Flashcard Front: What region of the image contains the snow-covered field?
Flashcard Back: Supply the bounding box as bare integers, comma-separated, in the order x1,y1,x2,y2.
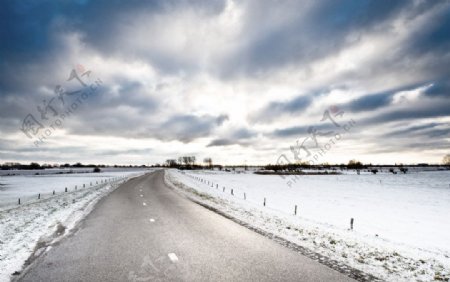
166,169,450,281
0,168,151,210
0,169,150,282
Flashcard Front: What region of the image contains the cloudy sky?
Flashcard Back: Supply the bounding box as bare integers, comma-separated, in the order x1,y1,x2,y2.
1,0,449,165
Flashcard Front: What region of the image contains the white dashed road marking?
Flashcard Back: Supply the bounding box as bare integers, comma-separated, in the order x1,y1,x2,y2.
143,202,147,206
140,194,143,197
168,253,179,263
149,218,155,222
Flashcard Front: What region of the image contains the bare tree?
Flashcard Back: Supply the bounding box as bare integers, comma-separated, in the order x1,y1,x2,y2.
203,157,212,168
165,159,177,167
181,156,190,165
179,156,196,167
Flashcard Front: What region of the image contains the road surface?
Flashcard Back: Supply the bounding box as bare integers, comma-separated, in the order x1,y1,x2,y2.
19,170,354,282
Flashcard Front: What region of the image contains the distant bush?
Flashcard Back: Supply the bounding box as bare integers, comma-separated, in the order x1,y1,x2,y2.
371,169,378,174
29,162,41,169
93,167,101,173
347,159,364,169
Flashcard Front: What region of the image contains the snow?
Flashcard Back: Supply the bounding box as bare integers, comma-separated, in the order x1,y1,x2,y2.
166,169,450,282
0,168,151,210
0,170,149,282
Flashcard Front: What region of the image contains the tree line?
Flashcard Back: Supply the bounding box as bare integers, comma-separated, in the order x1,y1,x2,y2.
165,156,216,169
1,162,149,170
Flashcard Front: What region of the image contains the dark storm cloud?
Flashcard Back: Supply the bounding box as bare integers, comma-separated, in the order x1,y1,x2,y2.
0,136,152,160
155,114,228,142
220,0,412,77
368,140,450,154
88,80,159,114
207,138,253,147
381,123,450,149
384,123,443,137
66,0,226,73
272,95,450,139
94,148,153,156
1,0,450,163
424,80,450,98
0,0,228,144
346,92,393,112
1,1,57,59
362,100,450,126
1,0,448,82
0,0,226,93
0,141,87,162
2,0,418,79
207,127,256,147
403,2,450,56
271,122,338,138
232,128,256,139
272,126,309,138
207,138,234,147
0,0,224,56
343,83,424,113
250,95,312,123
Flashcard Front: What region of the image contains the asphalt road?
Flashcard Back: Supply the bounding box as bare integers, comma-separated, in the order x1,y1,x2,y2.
19,170,354,282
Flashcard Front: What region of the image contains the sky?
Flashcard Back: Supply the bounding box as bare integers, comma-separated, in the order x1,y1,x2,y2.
0,0,449,166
